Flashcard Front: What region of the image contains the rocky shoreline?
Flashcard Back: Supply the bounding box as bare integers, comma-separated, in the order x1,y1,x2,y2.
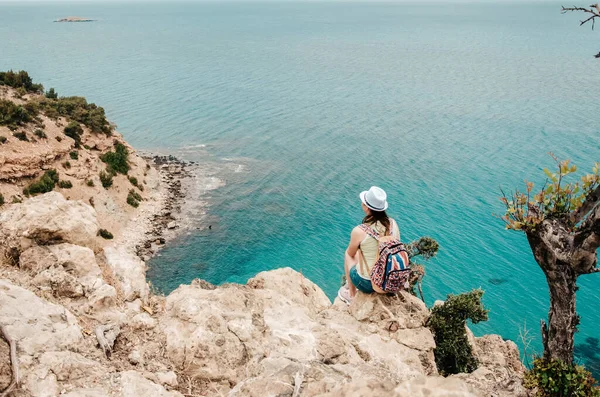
135,155,192,261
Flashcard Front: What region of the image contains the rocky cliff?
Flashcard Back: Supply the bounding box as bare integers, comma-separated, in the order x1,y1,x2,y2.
0,193,527,397
0,85,173,255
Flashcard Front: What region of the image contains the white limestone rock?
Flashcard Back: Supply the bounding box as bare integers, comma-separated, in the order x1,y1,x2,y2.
0,192,99,249
0,279,82,356
118,371,183,397
129,312,157,330
103,246,149,302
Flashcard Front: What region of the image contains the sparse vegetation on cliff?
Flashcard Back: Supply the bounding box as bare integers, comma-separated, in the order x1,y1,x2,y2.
1,71,113,136
0,70,43,93
40,96,112,135
64,121,83,147
0,99,34,128
23,169,59,196
58,180,73,189
99,170,113,189
33,129,47,139
524,358,600,396
12,131,28,142
127,189,142,208
98,228,114,239
101,142,129,174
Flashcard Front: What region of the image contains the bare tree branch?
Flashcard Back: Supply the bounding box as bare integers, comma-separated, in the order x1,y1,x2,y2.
562,4,600,28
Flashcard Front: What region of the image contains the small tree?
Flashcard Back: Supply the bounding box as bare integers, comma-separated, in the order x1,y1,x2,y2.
428,289,489,375
100,142,129,174
501,156,600,363
64,121,83,147
405,236,439,299
45,87,58,99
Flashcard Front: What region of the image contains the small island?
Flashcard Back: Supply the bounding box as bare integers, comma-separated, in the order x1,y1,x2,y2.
54,16,96,23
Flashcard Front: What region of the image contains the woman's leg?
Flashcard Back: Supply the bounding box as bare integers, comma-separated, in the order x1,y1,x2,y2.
344,251,359,297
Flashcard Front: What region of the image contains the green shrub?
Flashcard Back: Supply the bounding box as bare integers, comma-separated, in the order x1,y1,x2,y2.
99,170,113,189
427,289,489,375
126,189,142,208
69,151,78,160
0,193,4,206
45,87,58,99
524,358,600,397
34,129,47,139
64,121,83,147
0,70,43,92
0,100,34,128
126,196,139,208
11,196,21,204
12,132,28,142
24,169,59,196
98,229,114,240
86,179,94,187
58,180,72,189
0,136,7,144
44,106,59,120
63,161,71,169
83,144,91,150
100,143,129,174
128,176,138,186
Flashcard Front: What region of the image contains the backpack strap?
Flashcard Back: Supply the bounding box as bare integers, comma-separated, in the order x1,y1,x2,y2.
359,223,379,240
358,248,369,276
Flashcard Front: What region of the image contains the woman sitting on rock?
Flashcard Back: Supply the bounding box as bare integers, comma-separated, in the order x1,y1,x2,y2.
338,186,400,304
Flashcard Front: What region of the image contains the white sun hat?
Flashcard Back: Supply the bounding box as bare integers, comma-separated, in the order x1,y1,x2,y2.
359,186,389,212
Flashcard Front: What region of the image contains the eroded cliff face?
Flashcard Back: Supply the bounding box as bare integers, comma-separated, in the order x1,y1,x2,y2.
0,193,527,397
0,86,163,250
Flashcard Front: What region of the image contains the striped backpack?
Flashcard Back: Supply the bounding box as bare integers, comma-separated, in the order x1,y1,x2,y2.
358,223,411,293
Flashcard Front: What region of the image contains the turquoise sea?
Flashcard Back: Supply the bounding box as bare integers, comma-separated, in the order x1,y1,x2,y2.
1,0,599,372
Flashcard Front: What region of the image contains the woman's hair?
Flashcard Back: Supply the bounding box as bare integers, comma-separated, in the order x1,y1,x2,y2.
363,210,390,235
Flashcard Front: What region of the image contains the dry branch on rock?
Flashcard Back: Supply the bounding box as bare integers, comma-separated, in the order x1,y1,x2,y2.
0,325,18,397
95,323,121,359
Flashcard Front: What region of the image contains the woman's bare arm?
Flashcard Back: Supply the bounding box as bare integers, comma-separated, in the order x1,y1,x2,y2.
346,227,365,258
